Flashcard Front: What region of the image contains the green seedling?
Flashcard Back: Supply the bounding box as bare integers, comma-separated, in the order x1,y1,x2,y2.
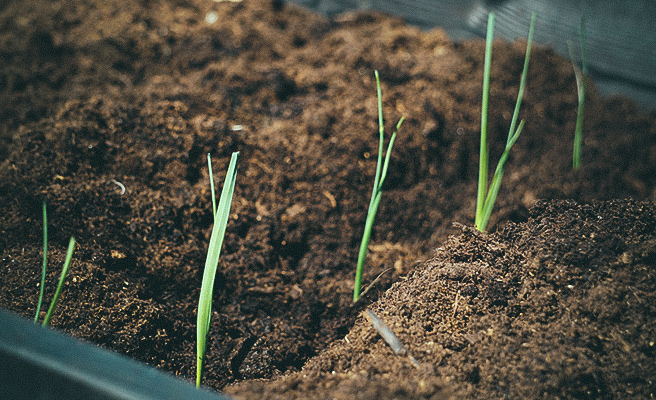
35,202,77,326
197,151,239,388
475,12,535,232
353,71,404,303
568,16,587,170
34,202,48,323
42,238,76,326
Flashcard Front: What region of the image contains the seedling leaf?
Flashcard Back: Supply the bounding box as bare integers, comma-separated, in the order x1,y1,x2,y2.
42,237,76,327
475,12,495,230
35,202,76,326
475,12,535,232
197,151,239,387
353,71,404,302
568,16,587,170
35,202,48,322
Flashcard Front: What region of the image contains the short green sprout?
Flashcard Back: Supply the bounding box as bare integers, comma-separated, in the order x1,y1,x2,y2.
35,202,77,326
197,152,239,388
353,71,404,303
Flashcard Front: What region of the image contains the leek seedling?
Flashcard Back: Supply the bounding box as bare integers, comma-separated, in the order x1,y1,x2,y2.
568,16,587,170
197,151,239,388
34,202,48,323
35,202,77,326
353,71,404,303
475,12,535,232
42,237,76,326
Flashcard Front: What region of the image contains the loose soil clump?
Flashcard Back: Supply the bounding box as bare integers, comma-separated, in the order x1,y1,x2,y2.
1,0,654,398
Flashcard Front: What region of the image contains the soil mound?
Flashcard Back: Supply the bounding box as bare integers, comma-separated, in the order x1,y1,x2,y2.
228,199,656,398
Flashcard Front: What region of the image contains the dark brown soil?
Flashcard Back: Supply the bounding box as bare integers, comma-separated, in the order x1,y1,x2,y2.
228,199,656,399
0,0,654,398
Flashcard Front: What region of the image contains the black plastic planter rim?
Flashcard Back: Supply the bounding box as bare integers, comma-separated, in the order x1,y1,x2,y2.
0,309,228,400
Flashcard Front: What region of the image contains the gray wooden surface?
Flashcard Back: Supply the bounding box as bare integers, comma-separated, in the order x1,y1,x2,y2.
289,0,656,108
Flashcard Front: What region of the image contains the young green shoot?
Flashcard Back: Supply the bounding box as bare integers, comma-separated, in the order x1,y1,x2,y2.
42,237,76,327
35,202,48,322
568,16,587,170
353,71,404,303
475,12,535,232
207,153,217,217
35,202,77,326
197,151,239,388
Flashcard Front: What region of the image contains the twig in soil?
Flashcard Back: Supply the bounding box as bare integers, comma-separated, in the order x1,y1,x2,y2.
364,310,420,368
475,12,535,232
111,179,126,195
35,202,77,326
452,290,461,318
567,16,587,170
352,267,392,306
197,152,239,388
322,190,337,208
353,70,405,302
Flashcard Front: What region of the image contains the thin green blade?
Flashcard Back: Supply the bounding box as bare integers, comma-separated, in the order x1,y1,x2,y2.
35,202,48,323
42,237,76,327
475,12,495,230
353,73,404,303
197,151,239,387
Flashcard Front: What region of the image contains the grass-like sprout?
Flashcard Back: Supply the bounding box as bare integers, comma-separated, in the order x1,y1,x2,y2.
475,12,535,232
353,71,404,303
34,202,49,323
568,16,587,170
35,201,77,326
197,151,239,388
42,238,76,326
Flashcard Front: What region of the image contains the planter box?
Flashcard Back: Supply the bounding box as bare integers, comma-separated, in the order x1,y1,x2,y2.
289,0,656,108
0,309,228,400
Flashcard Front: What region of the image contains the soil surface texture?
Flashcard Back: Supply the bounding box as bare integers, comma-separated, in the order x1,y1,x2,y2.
1,0,655,398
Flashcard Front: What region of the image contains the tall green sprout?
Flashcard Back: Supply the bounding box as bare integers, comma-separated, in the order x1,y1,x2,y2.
353,71,404,303
568,16,587,170
35,201,77,326
197,152,239,388
475,12,536,232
